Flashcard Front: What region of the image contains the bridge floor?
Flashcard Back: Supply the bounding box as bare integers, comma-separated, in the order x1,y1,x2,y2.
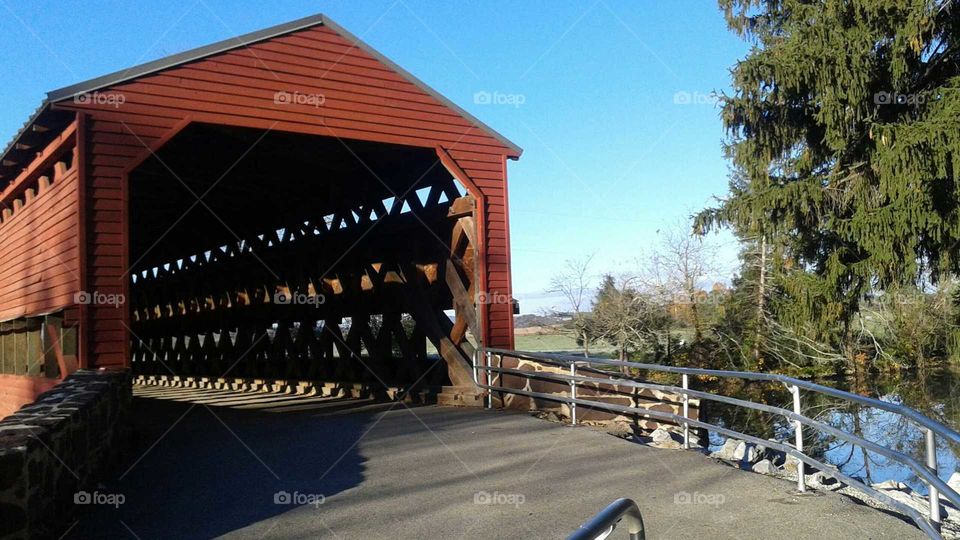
68,385,923,539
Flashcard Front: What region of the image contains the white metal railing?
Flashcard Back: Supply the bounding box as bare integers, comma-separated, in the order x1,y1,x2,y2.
476,348,960,539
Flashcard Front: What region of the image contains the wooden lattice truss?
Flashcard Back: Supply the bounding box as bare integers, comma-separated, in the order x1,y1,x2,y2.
129,174,481,393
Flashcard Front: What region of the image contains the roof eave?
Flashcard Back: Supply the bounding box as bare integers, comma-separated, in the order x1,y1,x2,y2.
319,17,523,158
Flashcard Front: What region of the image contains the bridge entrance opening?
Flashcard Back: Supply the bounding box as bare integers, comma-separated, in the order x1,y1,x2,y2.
126,123,483,397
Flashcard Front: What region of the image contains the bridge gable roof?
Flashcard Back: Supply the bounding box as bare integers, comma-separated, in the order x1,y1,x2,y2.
0,13,521,183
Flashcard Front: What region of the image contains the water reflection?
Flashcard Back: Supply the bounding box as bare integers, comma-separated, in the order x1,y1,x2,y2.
697,370,960,495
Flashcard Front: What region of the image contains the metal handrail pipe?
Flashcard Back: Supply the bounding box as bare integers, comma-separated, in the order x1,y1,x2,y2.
567,498,646,540
484,348,960,447
478,380,942,538
481,364,960,508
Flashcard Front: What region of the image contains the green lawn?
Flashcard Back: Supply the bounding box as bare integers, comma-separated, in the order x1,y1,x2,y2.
514,332,583,353
425,330,615,356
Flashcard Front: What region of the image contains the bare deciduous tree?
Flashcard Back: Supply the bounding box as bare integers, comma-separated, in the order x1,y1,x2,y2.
548,255,595,357
592,273,668,370
645,219,718,342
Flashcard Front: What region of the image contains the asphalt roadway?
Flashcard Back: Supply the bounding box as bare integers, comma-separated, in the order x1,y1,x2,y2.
67,385,925,539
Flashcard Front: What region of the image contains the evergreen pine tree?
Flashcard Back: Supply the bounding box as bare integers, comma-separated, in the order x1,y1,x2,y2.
698,0,960,355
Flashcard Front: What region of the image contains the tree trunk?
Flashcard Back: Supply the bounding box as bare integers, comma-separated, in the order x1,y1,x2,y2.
842,320,859,373
753,235,767,366
690,289,702,342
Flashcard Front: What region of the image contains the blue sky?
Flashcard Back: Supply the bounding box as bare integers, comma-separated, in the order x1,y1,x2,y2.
0,0,748,314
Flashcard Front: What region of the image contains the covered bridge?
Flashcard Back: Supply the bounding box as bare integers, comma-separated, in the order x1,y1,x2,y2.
0,13,520,412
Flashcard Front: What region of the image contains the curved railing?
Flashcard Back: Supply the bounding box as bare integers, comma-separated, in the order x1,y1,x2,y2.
567,498,645,540
478,348,960,539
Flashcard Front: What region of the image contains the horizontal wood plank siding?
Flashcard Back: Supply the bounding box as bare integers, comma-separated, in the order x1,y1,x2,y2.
57,22,515,365
0,167,80,321
82,119,143,367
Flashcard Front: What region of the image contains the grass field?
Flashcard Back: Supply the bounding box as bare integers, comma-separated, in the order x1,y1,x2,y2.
426,330,595,356
514,332,583,353
425,325,623,356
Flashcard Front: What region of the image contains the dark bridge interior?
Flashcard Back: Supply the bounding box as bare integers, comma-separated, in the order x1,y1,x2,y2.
128,123,481,393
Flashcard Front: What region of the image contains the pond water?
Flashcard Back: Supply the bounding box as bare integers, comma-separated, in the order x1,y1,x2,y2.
696,369,960,495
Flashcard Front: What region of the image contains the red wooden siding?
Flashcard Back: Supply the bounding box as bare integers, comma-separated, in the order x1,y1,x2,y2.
53,22,516,367
0,374,60,419
0,143,81,322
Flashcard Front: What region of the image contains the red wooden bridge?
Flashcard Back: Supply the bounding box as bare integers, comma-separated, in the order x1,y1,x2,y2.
0,13,519,412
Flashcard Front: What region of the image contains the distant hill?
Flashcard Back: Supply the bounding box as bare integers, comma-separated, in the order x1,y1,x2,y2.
514,313,569,329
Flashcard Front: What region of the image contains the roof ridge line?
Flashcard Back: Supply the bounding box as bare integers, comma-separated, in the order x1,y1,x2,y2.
45,13,328,102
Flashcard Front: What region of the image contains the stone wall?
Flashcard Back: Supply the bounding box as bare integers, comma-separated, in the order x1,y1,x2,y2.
0,369,131,540
492,354,699,430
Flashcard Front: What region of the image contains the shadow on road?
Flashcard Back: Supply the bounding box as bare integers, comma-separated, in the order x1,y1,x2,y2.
67,389,391,539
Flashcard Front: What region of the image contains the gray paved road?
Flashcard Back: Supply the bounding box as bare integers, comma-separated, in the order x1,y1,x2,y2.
68,385,925,539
